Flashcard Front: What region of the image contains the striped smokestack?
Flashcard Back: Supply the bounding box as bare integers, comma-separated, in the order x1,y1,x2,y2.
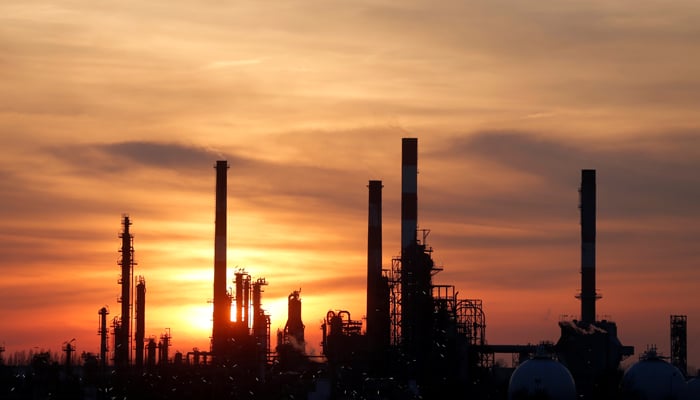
399,137,433,376
366,180,383,343
212,160,229,356
579,169,598,324
401,138,418,253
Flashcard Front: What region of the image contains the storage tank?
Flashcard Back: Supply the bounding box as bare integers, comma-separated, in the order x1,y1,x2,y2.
620,347,687,400
508,347,576,400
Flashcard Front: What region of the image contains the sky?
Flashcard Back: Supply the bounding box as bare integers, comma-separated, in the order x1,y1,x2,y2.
1,0,699,370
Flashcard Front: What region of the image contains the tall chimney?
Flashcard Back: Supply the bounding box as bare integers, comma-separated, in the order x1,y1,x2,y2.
135,276,146,368
212,160,230,356
366,180,383,344
399,137,432,377
401,138,418,253
579,169,598,324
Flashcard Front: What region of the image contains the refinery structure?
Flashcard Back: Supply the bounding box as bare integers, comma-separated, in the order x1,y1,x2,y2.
1,138,698,399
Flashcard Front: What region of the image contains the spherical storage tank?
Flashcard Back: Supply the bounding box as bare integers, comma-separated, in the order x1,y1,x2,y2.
620,347,688,400
508,352,576,400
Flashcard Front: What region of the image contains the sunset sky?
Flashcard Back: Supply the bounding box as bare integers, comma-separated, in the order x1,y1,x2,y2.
1,0,699,369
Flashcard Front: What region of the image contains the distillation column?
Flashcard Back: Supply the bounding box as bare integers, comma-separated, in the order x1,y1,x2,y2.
98,307,109,368
252,278,270,359
115,215,134,367
285,290,305,351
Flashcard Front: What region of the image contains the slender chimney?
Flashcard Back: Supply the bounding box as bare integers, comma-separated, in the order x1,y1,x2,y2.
135,276,146,368
366,180,383,343
401,138,418,253
579,169,598,324
212,160,229,356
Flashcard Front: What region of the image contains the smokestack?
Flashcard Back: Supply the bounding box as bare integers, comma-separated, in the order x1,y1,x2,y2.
366,180,383,343
135,276,146,368
400,137,435,364
579,169,598,324
401,138,418,253
212,160,230,356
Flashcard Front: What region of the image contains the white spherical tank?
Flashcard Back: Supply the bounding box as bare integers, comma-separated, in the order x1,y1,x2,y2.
621,347,687,400
508,352,576,400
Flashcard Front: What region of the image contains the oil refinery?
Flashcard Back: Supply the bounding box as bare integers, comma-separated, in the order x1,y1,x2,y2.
0,138,697,399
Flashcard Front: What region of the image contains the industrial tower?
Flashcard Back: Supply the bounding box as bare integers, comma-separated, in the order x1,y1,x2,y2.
555,170,634,398
135,276,146,368
114,215,135,368
98,306,109,368
211,160,231,358
366,180,390,352
670,314,688,376
209,160,271,372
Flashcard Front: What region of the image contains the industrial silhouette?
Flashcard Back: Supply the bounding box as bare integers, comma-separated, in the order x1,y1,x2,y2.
0,138,696,399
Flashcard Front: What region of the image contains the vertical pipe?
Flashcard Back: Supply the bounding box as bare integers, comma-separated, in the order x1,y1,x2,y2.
580,169,597,324
366,180,383,344
212,160,229,356
135,277,146,368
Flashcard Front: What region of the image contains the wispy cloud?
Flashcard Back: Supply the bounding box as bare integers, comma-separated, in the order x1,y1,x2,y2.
202,59,263,69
